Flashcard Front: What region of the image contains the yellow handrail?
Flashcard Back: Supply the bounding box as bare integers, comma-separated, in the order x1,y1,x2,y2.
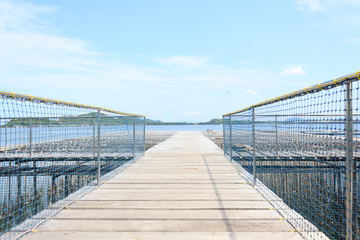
0,90,145,117
223,71,360,116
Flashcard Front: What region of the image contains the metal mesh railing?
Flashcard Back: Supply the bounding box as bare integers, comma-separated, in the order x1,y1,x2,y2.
0,91,145,239
223,72,360,240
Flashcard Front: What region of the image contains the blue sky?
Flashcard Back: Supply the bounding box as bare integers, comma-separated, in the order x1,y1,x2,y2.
1,0,360,121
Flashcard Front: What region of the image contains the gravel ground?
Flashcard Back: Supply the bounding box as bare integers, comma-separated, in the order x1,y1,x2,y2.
202,130,223,150
145,131,224,151
145,131,175,151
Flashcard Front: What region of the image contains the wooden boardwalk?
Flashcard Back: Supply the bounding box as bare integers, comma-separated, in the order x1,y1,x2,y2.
21,132,303,240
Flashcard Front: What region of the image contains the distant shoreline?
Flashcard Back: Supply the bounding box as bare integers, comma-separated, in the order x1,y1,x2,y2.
145,123,222,126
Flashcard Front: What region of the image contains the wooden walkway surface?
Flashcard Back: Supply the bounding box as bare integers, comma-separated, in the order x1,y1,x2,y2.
21,132,303,240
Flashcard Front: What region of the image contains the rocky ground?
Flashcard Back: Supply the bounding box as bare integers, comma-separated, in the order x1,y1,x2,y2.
145,131,224,151
145,131,176,151
202,130,223,150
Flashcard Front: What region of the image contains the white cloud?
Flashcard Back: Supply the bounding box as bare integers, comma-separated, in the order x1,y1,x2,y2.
281,66,306,76
0,0,97,77
0,0,56,30
296,0,324,12
296,0,360,12
184,112,203,115
244,89,259,95
0,0,298,122
153,56,209,68
0,0,289,91
0,30,94,55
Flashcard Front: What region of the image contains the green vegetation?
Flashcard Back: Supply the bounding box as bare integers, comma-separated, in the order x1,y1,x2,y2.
2,112,137,127
5,118,60,127
146,118,223,125
198,118,223,125
60,112,132,126
145,119,192,125
3,114,224,127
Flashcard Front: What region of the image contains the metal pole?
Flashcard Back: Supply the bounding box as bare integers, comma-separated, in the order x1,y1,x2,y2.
29,118,32,157
229,115,232,162
65,175,69,196
133,116,136,162
252,107,256,186
345,82,354,240
50,124,52,141
275,115,278,156
17,160,21,209
92,118,96,156
29,118,37,199
6,125,11,203
223,116,225,155
65,118,67,139
51,175,56,203
97,109,101,185
143,116,146,156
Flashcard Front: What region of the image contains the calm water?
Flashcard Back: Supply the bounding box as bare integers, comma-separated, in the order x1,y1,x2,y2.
146,124,222,132
4,122,360,148
0,125,222,148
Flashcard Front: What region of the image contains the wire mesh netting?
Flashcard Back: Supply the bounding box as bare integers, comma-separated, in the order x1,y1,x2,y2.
223,72,360,240
0,92,145,239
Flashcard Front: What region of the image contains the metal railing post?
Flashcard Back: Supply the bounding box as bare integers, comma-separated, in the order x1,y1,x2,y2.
97,109,101,185
223,116,225,155
133,116,136,162
65,117,67,139
252,107,256,186
16,160,21,207
275,114,278,156
29,118,37,198
143,116,146,156
93,118,96,156
5,125,11,203
229,115,232,162
29,118,32,157
345,82,354,240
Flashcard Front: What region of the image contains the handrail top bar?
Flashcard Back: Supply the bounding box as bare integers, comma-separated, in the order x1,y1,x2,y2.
223,71,360,116
0,116,140,120
229,113,360,117
0,90,145,118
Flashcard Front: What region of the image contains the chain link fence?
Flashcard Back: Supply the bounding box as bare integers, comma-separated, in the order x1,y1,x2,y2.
223,72,360,240
0,91,145,239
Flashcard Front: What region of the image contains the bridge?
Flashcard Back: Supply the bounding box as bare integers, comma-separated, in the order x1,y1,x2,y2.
1,71,360,240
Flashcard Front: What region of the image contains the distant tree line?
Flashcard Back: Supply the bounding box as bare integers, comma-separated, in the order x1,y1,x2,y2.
3,112,138,127
146,118,223,125
198,118,223,125
3,114,225,127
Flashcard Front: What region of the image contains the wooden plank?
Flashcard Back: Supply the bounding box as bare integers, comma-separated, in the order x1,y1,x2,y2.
21,132,305,240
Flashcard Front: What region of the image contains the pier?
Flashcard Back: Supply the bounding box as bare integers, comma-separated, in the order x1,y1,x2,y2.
3,72,360,240
19,132,304,239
